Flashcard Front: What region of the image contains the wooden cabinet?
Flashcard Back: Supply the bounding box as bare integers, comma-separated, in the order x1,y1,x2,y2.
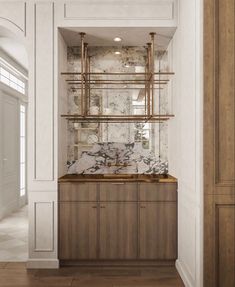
99,182,138,201
139,202,177,259
59,182,97,201
99,203,138,259
138,183,177,260
138,182,177,260
59,202,98,259
59,180,177,263
139,183,177,201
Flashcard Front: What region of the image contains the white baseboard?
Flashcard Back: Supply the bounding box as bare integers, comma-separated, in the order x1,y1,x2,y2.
27,259,59,269
176,259,194,287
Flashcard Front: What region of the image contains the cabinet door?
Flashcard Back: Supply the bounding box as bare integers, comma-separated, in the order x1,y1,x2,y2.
99,203,138,259
59,202,98,259
139,202,177,260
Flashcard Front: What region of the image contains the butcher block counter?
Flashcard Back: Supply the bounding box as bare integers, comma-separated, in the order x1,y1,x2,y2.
58,174,177,266
58,173,177,183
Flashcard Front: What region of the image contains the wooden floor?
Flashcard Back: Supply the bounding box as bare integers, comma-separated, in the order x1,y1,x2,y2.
0,262,184,286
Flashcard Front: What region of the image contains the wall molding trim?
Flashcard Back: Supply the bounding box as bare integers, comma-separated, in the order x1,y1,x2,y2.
33,2,55,181
34,201,54,252
176,259,194,287
63,0,176,21
27,259,59,269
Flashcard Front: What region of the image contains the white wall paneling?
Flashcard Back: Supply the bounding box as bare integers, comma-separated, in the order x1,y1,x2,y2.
55,0,178,27
34,201,54,252
0,0,58,268
27,191,58,268
34,2,54,181
168,0,203,286
64,0,175,21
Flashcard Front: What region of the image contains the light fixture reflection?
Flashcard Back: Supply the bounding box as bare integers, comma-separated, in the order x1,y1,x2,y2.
113,37,122,42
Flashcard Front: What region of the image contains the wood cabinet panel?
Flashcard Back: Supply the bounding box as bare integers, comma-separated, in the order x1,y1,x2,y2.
139,183,177,201
99,203,138,259
216,0,235,184
204,0,235,285
99,183,137,201
59,183,97,201
217,204,235,287
59,202,98,259
139,202,177,259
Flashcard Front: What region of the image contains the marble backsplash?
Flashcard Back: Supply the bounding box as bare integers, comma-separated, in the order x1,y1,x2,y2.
67,142,168,174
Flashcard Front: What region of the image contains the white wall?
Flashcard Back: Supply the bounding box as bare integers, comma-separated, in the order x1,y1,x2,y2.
58,31,68,177
0,1,205,279
168,0,203,286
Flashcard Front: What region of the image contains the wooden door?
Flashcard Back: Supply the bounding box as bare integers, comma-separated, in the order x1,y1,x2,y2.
139,202,177,260
99,203,138,259
204,0,235,286
59,202,98,259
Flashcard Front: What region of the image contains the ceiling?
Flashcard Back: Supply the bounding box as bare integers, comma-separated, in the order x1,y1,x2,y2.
60,27,176,50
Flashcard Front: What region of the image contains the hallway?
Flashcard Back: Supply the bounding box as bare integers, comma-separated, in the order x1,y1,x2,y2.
0,206,28,262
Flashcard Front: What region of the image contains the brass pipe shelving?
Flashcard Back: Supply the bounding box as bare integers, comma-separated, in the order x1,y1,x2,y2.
61,72,175,75
61,32,175,123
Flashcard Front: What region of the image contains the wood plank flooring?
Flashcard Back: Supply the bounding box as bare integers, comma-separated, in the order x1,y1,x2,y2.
0,262,184,286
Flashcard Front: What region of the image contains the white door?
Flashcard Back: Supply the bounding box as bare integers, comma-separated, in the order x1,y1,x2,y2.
0,91,20,219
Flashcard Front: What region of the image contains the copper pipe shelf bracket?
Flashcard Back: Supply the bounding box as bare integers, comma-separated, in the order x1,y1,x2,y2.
80,32,85,116
150,32,156,115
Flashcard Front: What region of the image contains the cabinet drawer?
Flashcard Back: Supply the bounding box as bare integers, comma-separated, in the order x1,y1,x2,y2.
100,183,138,201
139,183,177,201
59,183,97,201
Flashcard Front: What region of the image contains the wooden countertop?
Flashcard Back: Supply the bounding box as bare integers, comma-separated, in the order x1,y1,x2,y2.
58,174,177,183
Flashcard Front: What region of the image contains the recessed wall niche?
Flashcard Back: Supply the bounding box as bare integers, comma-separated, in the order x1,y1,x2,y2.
66,46,171,162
